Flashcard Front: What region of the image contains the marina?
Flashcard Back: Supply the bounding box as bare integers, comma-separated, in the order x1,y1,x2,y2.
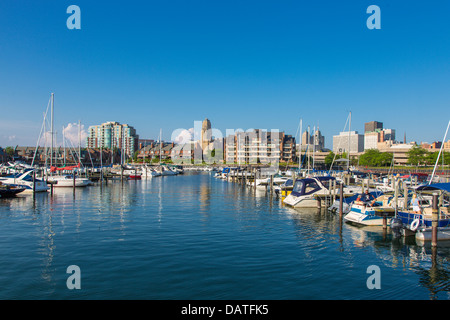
0,168,450,300
2,2,450,303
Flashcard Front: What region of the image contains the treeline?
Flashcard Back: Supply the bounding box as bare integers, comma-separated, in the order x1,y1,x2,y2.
406,146,450,166
324,146,450,168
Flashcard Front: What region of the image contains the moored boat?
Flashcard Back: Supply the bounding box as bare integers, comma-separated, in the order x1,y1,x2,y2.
0,184,26,197
47,175,91,187
343,199,394,226
0,169,49,192
283,176,355,208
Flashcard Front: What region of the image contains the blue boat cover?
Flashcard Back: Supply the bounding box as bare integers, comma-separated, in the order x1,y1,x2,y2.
416,183,450,192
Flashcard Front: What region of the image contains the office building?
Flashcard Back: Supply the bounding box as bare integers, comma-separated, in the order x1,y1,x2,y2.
364,121,383,133
333,131,364,154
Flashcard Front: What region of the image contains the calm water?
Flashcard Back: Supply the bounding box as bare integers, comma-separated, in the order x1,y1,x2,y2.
0,172,449,300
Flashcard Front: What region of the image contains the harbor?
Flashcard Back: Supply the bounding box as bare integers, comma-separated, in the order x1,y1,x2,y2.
0,164,450,300
2,1,450,303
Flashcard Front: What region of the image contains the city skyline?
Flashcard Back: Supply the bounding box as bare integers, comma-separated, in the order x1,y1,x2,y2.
1,1,449,147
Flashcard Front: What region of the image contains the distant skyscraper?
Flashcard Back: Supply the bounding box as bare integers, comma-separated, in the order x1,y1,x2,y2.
364,121,383,133
301,128,325,151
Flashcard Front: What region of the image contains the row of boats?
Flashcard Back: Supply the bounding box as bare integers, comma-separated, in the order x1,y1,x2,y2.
213,166,450,244
0,161,185,197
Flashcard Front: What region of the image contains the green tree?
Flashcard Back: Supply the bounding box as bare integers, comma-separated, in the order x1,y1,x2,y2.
324,151,336,167
5,146,15,157
359,149,393,167
407,146,429,166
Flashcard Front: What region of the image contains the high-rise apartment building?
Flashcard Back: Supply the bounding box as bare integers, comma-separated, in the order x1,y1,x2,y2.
225,129,295,164
86,121,139,157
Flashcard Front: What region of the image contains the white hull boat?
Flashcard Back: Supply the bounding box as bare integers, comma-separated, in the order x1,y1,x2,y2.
283,176,355,208
0,169,49,192
47,175,91,187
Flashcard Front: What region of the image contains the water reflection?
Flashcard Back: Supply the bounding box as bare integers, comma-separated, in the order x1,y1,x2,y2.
0,172,449,299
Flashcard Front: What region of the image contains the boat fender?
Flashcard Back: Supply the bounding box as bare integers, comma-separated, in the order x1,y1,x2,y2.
410,219,420,232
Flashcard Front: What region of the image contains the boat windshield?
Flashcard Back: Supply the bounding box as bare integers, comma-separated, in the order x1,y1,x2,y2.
292,179,321,195
292,180,304,193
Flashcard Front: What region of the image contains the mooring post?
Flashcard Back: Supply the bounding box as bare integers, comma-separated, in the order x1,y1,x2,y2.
73,171,76,195
270,174,274,194
401,180,406,210
339,182,344,217
432,193,439,247
33,170,36,198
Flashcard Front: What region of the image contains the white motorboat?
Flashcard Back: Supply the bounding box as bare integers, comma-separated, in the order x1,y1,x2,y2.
141,166,161,178
0,169,49,192
283,176,356,208
159,165,178,176
47,175,91,187
343,200,394,226
251,174,289,188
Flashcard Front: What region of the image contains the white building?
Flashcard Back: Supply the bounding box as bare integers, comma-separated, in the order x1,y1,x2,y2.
333,131,364,154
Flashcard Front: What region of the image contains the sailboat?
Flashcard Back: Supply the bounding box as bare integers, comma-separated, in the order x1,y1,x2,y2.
39,94,92,187
393,120,450,242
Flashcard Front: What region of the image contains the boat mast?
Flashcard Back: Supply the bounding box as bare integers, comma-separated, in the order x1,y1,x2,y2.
307,125,310,174
429,120,450,184
159,128,162,165
63,125,66,167
347,111,351,171
312,125,316,171
298,119,302,172
50,93,54,172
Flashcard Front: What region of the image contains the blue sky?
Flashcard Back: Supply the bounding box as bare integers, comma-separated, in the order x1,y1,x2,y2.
1,0,449,149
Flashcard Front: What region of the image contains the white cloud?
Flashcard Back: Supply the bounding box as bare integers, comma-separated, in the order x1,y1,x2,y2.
172,128,194,144
62,123,88,147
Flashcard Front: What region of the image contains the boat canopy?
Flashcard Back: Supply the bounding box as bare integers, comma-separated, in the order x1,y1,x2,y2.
291,178,322,197
416,183,450,193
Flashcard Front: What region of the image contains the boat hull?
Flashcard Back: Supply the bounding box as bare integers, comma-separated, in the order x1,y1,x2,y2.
415,227,450,242
48,178,91,187
344,204,393,226
283,195,319,208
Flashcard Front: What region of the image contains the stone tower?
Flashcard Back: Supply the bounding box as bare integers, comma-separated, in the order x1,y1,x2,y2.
201,118,212,151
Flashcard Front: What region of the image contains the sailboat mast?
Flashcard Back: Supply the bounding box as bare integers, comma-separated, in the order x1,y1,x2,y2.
78,120,81,166
63,125,66,167
160,128,162,165
430,120,450,184
50,93,54,170
298,119,302,172
348,111,351,170
307,125,310,173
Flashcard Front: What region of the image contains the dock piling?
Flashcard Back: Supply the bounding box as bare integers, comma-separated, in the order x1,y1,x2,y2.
339,182,344,217
432,194,439,247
